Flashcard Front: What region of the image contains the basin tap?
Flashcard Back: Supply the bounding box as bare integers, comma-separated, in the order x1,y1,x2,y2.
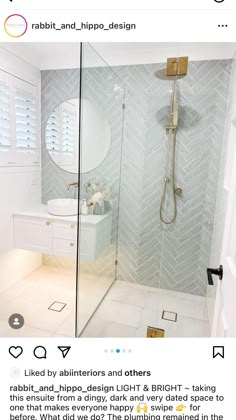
67,182,79,191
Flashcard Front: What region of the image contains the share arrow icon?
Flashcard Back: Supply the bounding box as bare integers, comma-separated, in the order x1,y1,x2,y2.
58,346,71,358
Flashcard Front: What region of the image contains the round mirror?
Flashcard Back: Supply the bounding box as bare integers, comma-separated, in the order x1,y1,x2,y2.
45,98,111,174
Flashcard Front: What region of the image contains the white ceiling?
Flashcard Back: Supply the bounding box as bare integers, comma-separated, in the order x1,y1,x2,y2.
2,42,236,70
2,43,81,71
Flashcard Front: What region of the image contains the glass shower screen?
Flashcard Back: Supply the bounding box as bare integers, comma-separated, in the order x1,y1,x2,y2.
76,43,125,336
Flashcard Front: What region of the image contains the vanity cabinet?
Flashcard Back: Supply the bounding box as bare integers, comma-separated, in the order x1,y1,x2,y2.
52,221,77,257
14,216,52,254
13,209,112,261
80,215,112,260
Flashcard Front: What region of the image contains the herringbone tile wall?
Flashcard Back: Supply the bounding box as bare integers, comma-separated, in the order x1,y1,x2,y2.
41,66,124,285
115,60,232,296
41,58,232,297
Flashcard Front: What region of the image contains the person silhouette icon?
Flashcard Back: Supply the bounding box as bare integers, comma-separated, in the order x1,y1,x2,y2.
8,313,24,329
13,318,20,326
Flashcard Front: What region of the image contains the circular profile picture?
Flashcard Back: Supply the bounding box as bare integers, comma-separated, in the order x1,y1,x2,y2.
4,14,28,38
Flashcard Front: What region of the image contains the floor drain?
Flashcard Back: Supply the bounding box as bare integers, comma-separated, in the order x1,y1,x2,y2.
162,310,177,322
146,326,165,337
48,301,67,312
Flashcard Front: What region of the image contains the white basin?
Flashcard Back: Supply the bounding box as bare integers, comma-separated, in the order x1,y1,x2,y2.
47,199,78,216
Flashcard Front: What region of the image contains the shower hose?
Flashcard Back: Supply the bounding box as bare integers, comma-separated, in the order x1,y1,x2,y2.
160,128,177,224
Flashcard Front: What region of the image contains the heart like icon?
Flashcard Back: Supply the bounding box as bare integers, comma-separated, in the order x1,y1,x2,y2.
9,346,23,359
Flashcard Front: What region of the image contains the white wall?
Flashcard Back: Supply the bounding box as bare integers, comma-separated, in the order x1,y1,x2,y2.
0,47,40,85
207,54,236,330
2,42,236,70
92,42,236,67
0,249,42,295
0,48,42,292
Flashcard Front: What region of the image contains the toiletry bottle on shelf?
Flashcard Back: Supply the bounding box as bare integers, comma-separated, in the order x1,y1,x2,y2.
94,200,105,215
81,199,88,215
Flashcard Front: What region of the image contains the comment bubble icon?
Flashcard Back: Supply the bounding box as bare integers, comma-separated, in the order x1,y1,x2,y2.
33,346,47,359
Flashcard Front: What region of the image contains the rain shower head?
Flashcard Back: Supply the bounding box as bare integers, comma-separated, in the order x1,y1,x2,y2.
154,68,187,81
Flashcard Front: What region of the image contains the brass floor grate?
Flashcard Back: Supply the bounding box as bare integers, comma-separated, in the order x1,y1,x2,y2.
146,326,165,337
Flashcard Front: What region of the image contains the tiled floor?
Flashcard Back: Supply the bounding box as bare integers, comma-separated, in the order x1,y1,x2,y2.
81,280,210,337
0,266,210,338
0,265,113,337
0,265,75,337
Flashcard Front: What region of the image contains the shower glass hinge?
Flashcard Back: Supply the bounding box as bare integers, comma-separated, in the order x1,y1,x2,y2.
122,104,125,109
115,260,118,266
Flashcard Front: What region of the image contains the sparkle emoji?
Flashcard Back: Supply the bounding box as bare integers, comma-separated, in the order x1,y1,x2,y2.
176,405,187,412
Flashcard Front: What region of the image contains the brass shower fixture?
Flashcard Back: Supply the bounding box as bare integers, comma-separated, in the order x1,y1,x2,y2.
166,56,188,77
67,181,79,190
155,56,189,224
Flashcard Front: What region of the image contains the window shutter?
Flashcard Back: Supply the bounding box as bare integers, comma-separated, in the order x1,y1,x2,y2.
46,102,76,167
0,71,39,167
45,108,60,158
15,88,36,153
0,80,10,153
62,107,75,156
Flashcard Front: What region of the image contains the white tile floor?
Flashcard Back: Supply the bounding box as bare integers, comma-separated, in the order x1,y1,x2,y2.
0,265,113,337
0,266,210,338
0,265,76,337
81,280,210,337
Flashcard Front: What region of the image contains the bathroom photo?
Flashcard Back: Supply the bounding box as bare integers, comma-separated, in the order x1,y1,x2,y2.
0,42,236,338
